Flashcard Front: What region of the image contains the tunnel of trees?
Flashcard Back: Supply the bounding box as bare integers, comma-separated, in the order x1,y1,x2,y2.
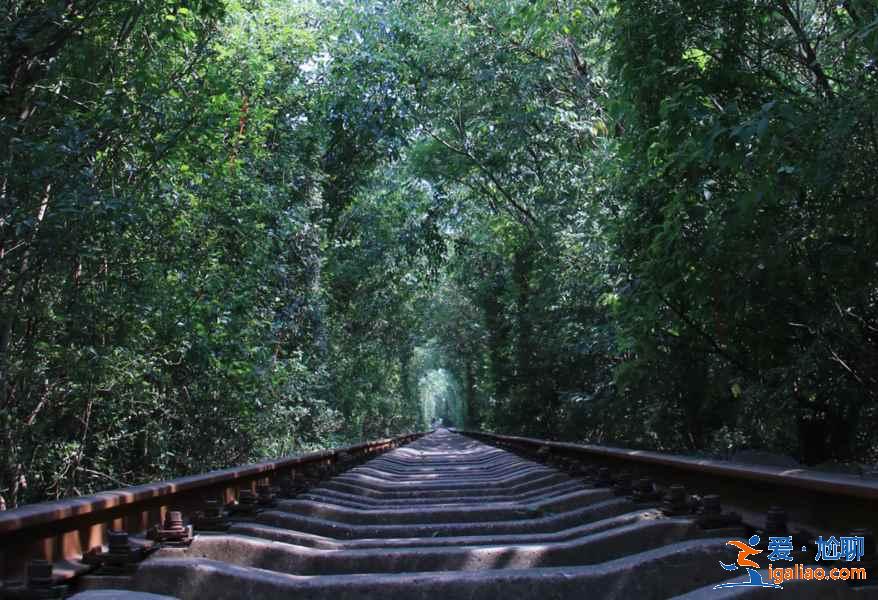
1,0,876,507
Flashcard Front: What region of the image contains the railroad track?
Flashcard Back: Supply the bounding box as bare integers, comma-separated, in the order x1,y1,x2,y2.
1,429,876,599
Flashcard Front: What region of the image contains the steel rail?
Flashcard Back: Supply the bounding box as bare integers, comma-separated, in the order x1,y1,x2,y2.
0,432,424,580
457,430,878,536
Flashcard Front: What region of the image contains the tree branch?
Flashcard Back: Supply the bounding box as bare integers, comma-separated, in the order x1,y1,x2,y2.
774,0,835,99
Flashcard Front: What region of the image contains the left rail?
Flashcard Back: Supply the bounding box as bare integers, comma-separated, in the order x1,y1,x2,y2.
0,432,424,581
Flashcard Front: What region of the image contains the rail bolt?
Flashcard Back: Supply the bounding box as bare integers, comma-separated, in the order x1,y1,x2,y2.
701,494,721,514
853,529,876,558
632,478,660,502
661,484,689,515
850,529,876,587
80,530,147,574
612,472,633,497
303,463,325,484
696,494,741,529
193,498,230,532
27,559,54,588
536,446,551,463
108,529,145,565
765,506,788,534
594,467,613,488
206,498,224,518
257,484,277,507
149,510,193,546
228,489,260,516
108,530,132,558
565,459,586,477
578,464,598,482
2,559,66,598
277,474,306,498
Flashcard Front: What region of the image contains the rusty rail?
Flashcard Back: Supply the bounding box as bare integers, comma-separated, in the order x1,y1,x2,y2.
458,430,878,536
0,432,424,580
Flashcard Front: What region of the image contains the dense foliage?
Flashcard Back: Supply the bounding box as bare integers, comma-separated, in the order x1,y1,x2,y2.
2,0,875,506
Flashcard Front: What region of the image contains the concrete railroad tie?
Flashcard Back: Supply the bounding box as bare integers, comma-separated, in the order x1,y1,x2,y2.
79,429,869,600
